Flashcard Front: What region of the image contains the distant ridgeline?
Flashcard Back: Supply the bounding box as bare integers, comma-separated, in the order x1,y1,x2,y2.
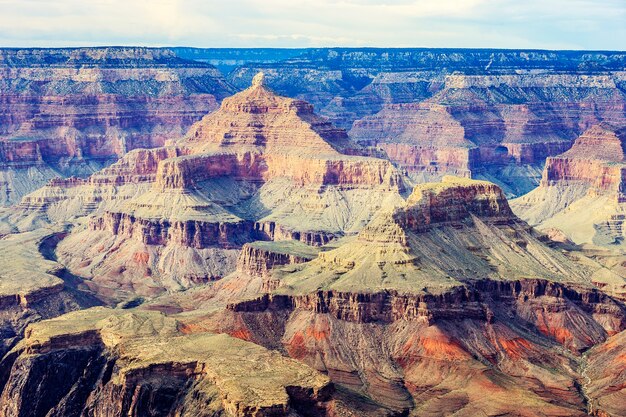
177,47,626,198
0,46,625,208
173,47,626,74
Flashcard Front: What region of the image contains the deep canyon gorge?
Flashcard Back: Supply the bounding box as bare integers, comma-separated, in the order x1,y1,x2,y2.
0,47,625,416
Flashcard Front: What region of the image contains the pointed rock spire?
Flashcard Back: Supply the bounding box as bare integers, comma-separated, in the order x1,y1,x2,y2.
251,71,266,88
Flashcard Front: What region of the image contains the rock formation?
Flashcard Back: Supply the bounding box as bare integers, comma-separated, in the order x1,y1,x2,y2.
201,178,626,415
1,48,626,416
582,329,626,416
512,124,626,249
224,49,626,197
0,229,99,358
0,308,333,417
0,47,233,205
12,74,405,301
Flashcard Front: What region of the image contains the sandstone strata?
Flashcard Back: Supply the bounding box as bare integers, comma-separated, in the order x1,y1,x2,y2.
26,73,406,300
512,124,626,250
199,178,626,415
0,47,233,205
225,49,626,197
0,308,332,417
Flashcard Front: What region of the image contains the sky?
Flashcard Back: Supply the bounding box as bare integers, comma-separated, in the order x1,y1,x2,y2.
0,0,624,50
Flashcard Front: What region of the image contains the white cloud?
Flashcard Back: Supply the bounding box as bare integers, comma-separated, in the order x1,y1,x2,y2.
0,0,623,49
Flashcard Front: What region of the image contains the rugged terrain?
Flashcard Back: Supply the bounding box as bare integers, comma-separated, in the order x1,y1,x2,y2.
0,47,233,205
222,48,626,196
182,177,625,416
7,73,404,303
512,123,626,248
1,47,626,416
0,308,335,417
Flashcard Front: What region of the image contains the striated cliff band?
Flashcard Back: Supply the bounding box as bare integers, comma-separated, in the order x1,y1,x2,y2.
2,47,626,207
7,73,405,302
512,123,626,248
140,177,626,416
0,47,233,206
222,48,626,197
1,48,626,416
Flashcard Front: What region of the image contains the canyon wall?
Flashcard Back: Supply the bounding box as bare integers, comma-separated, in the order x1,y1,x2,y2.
0,47,233,205
214,48,626,196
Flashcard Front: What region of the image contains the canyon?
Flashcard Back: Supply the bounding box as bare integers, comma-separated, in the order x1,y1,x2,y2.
0,47,625,416
0,47,233,206
3,47,626,206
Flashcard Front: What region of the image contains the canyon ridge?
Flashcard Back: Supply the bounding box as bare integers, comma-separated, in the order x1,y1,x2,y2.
0,47,625,417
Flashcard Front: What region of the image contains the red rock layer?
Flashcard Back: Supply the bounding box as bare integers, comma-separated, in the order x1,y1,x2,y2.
541,124,626,196
348,73,626,188
0,47,233,204
218,278,626,414
84,74,404,252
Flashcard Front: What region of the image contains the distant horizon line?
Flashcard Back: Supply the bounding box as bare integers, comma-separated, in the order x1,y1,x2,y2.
1,45,625,53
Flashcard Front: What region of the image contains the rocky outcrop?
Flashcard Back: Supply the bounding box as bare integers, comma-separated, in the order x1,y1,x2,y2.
24,75,405,299
0,308,333,417
90,211,254,248
236,241,318,278
398,176,513,228
0,47,233,205
192,179,626,415
219,49,626,197
512,124,626,248
0,230,100,359
542,124,626,193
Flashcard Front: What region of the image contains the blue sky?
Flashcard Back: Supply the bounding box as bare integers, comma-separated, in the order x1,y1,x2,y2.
0,0,624,50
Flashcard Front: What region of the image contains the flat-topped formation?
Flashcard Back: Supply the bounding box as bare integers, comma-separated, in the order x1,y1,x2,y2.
207,177,626,416
542,124,626,190
2,307,332,416
0,230,63,303
558,124,626,162
512,124,626,248
268,177,589,296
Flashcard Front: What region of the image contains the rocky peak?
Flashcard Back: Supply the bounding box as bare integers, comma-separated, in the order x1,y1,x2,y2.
181,72,353,154
362,177,513,244
561,123,626,162
251,71,266,87
399,176,513,229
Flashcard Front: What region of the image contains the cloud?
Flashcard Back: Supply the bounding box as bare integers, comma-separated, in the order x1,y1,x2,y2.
0,0,623,49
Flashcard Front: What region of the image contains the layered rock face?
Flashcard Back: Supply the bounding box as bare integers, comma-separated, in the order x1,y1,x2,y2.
23,73,406,300
0,308,333,417
204,178,626,416
3,175,626,415
2,48,626,417
350,74,626,196
226,48,626,128
512,124,626,249
0,47,233,205
542,124,626,191
222,48,626,197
